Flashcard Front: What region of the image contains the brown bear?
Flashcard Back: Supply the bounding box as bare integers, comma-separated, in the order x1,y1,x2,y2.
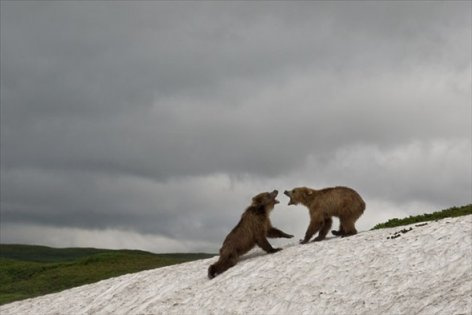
208,190,293,279
284,186,365,244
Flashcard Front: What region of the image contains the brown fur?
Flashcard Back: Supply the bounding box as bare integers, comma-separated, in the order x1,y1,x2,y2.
284,186,365,243
208,190,293,279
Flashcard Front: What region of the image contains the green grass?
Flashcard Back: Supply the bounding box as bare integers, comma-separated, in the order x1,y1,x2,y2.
371,204,472,230
0,244,215,305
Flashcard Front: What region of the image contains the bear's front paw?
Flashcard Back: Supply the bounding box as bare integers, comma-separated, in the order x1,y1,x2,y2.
299,239,308,244
273,247,282,253
286,234,294,239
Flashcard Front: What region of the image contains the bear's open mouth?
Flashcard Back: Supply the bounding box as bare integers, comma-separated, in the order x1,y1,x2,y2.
284,190,295,205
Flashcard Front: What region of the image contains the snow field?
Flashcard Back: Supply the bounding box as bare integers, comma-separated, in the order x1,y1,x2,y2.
1,215,471,315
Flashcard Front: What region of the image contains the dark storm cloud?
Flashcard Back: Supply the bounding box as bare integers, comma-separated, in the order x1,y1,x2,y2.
1,1,470,251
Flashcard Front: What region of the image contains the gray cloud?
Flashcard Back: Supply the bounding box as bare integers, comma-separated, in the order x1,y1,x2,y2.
1,2,470,252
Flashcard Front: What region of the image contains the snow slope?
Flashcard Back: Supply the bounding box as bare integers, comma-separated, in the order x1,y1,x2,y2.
2,215,472,315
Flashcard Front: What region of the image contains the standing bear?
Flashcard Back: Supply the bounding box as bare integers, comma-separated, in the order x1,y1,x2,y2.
208,190,293,279
284,186,365,244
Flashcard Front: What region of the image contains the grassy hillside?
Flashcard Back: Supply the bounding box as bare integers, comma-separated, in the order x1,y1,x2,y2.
0,244,214,305
371,204,472,230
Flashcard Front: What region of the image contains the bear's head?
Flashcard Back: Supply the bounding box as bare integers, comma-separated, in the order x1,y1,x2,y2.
251,190,279,210
284,187,313,205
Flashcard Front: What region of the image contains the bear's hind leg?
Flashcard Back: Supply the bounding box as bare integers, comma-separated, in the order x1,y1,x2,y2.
339,203,364,237
341,218,357,237
331,221,345,236
208,252,238,279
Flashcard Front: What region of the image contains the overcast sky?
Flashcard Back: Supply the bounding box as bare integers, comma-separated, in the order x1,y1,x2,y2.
1,1,471,253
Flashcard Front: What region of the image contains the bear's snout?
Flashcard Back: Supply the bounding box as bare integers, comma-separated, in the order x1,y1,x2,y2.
271,190,279,204
284,190,291,197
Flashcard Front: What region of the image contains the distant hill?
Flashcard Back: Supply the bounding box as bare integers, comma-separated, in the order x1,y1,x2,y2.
0,244,215,305
0,244,214,262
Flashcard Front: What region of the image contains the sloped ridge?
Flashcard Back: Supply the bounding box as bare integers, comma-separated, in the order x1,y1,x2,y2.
2,215,471,315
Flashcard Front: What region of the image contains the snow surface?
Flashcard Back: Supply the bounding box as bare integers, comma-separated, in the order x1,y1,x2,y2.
2,215,472,315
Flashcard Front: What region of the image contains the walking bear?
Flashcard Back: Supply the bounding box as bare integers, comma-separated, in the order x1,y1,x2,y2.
284,186,365,243
208,190,293,279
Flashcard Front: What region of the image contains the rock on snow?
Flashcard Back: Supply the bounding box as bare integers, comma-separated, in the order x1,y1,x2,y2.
2,215,471,315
